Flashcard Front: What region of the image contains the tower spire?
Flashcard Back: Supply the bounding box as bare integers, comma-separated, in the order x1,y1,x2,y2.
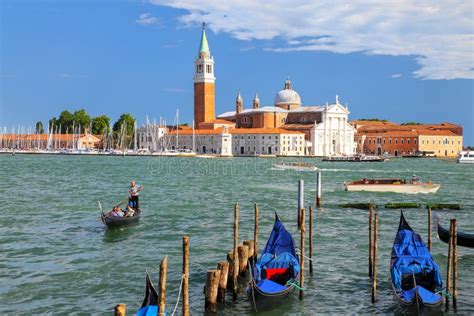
199,22,210,55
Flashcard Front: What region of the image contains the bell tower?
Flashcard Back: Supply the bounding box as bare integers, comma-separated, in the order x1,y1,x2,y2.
194,23,215,128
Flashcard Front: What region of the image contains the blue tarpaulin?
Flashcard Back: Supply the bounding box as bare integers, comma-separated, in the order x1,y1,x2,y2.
262,215,297,258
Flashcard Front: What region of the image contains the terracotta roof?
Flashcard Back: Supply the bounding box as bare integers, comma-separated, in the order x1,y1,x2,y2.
281,124,315,130
169,128,224,135
357,129,460,137
230,128,303,135
0,134,102,141
417,130,459,136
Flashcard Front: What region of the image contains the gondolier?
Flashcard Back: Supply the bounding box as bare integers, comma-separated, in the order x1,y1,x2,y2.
129,180,143,210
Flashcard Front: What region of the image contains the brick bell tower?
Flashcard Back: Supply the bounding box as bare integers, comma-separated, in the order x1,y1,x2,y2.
194,22,215,128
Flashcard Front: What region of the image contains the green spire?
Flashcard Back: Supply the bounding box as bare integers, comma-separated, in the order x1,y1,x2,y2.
199,22,210,54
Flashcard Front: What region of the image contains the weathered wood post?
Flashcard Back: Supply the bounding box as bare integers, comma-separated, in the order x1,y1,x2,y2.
233,203,239,301
371,212,378,304
158,256,168,315
183,236,189,316
298,180,304,229
446,219,453,308
428,206,432,251
238,245,249,275
309,205,314,276
243,240,255,261
316,171,322,207
114,304,126,316
205,269,221,312
452,219,458,309
300,208,305,299
216,261,229,302
254,203,259,261
369,204,373,278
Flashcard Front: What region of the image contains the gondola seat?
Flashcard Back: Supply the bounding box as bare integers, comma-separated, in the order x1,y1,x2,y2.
256,279,288,294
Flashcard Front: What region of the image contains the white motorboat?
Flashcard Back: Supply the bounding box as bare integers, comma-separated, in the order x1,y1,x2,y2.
344,178,440,194
457,150,474,164
273,162,318,172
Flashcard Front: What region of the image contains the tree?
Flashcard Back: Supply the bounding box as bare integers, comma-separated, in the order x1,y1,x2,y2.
113,113,135,136
401,122,421,125
35,121,44,134
73,109,91,133
91,115,110,134
113,114,136,149
58,110,74,133
48,117,58,132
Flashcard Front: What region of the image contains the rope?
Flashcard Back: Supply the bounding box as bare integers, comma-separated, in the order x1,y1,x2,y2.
295,249,314,261
436,289,452,299
171,274,185,316
286,280,305,291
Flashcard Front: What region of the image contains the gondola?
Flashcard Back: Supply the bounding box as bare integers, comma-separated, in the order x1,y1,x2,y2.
99,202,140,228
390,212,444,312
247,213,300,312
437,222,474,248
136,273,160,316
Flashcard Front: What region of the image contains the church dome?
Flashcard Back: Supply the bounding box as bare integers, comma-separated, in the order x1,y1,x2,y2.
274,79,301,108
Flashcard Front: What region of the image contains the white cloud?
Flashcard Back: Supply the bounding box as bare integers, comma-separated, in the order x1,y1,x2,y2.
391,74,402,78
136,13,159,25
149,0,474,80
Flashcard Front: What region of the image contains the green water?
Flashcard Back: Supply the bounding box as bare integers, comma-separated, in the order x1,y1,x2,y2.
0,155,473,314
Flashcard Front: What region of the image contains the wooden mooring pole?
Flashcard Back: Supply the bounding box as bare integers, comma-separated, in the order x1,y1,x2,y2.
114,304,126,316
183,236,189,316
205,269,221,312
452,219,458,309
233,203,239,301
216,261,229,302
298,180,304,229
368,204,373,278
446,219,453,308
300,208,305,299
309,205,314,276
254,203,259,261
238,245,249,275
428,207,432,252
158,256,168,315
243,240,254,262
371,212,378,304
316,171,322,207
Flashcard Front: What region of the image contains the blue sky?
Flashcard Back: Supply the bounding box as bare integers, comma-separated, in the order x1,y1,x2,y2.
1,1,473,144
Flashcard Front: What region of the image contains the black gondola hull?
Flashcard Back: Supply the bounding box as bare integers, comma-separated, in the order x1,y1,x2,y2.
437,223,474,248
247,279,296,312
101,211,140,228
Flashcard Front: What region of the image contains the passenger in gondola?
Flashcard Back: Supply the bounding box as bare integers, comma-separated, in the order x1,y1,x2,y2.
411,174,420,184
129,180,143,210
125,205,135,217
108,206,124,217
363,177,369,184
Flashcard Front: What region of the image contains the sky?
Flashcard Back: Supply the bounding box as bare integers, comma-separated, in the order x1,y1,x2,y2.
1,0,473,144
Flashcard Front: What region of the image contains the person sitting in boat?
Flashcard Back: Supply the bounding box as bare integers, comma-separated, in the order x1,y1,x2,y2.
125,205,135,217
411,174,420,184
363,177,369,184
108,206,124,217
129,180,143,210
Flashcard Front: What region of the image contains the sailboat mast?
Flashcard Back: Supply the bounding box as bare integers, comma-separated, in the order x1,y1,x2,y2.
176,109,179,150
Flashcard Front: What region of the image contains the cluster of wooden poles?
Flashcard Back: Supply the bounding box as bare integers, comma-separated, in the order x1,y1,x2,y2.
368,205,460,307
114,236,191,316
204,173,321,312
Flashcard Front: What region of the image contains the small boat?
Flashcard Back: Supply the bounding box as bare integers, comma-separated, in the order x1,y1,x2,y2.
390,212,444,312
99,202,140,228
247,214,300,312
344,178,440,193
136,273,160,316
322,154,386,162
437,222,474,248
195,154,216,159
273,161,317,171
456,150,474,164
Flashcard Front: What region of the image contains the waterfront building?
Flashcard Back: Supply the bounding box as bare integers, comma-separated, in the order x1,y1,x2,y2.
353,120,463,157
0,133,101,150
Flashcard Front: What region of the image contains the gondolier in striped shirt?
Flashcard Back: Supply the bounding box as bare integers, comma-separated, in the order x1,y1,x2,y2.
129,180,143,210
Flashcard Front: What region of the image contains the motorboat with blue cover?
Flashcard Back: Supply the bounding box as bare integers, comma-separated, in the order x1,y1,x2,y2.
136,273,160,316
390,212,444,311
247,213,300,311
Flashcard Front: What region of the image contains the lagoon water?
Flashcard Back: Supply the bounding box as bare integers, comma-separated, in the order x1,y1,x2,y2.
0,155,473,314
